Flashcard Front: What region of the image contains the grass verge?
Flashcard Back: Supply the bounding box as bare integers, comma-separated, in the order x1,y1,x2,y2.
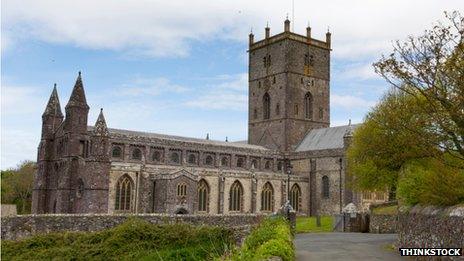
226,216,294,261
296,216,333,233
372,205,398,215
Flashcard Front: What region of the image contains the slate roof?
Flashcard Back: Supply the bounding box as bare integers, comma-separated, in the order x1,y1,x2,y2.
295,124,360,152
88,126,269,150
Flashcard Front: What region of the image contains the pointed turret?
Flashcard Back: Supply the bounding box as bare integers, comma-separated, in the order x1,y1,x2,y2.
41,84,64,139
91,108,110,159
66,71,89,110
64,71,89,133
343,119,354,149
43,84,63,118
93,108,109,137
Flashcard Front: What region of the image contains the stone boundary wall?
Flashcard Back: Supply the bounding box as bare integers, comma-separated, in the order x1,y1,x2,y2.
369,214,397,233
1,204,17,217
1,213,264,241
398,205,464,249
369,201,398,233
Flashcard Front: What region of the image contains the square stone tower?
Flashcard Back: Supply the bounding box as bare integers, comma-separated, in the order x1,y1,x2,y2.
248,19,331,151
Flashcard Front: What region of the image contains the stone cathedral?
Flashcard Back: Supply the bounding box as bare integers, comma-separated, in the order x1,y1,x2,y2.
32,19,370,216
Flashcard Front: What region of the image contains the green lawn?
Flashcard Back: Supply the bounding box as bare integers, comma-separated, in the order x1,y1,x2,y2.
372,205,398,215
296,216,333,233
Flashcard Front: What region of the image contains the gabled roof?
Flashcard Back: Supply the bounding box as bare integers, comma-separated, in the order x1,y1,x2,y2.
295,124,360,152
87,126,270,151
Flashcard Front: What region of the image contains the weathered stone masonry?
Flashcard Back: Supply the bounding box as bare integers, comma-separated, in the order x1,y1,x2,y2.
1,214,264,241
397,205,464,250
31,19,366,218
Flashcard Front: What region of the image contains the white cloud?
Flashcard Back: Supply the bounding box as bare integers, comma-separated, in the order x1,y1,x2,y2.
337,62,380,81
184,73,248,110
116,76,187,97
3,0,463,58
1,85,45,115
331,94,377,110
1,129,38,169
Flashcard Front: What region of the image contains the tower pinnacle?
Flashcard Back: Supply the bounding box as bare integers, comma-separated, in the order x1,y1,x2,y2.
94,108,108,136
66,71,89,109
43,84,63,118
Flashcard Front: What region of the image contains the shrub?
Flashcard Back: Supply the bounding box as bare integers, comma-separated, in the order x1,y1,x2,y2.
397,157,464,206
1,218,234,261
228,216,294,261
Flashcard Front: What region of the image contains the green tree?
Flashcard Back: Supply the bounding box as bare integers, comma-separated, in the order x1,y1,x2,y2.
374,11,464,159
348,11,464,205
397,156,464,206
1,160,36,214
347,90,437,198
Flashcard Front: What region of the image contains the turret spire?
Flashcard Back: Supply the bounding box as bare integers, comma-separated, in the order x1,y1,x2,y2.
94,108,109,136
66,71,89,109
43,83,63,118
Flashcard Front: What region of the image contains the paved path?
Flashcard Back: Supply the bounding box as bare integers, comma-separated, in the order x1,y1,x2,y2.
295,233,403,261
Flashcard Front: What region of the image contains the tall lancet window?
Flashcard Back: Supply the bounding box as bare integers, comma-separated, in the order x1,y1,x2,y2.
261,182,274,212
263,93,271,120
229,181,243,212
115,174,133,212
290,184,301,212
322,176,330,198
304,92,313,119
197,179,209,212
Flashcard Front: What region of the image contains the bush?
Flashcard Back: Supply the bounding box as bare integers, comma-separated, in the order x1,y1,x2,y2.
397,157,464,206
1,218,234,261
228,216,294,261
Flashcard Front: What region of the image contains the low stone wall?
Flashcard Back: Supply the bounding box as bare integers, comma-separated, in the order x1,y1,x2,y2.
1,204,17,217
397,205,464,249
1,213,264,241
369,214,397,233
368,201,398,233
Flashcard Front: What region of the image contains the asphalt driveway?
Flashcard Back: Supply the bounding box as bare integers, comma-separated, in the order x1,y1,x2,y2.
295,232,404,260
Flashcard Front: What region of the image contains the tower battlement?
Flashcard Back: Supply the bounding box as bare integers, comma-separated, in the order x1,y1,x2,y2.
247,18,331,151
249,19,331,52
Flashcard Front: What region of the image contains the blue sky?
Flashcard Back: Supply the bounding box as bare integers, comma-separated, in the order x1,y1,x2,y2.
2,0,463,169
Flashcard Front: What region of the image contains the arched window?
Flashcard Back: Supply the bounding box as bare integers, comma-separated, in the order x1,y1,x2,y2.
229,181,243,212
205,155,214,166
290,184,301,212
304,92,313,119
251,159,258,169
277,162,283,171
254,109,258,119
115,175,133,212
263,93,271,119
264,161,271,170
177,183,187,197
171,152,180,163
188,154,197,164
112,146,122,158
197,179,209,212
132,148,142,160
77,178,84,198
221,157,229,167
322,176,330,198
236,157,244,168
261,182,274,212
152,151,161,162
